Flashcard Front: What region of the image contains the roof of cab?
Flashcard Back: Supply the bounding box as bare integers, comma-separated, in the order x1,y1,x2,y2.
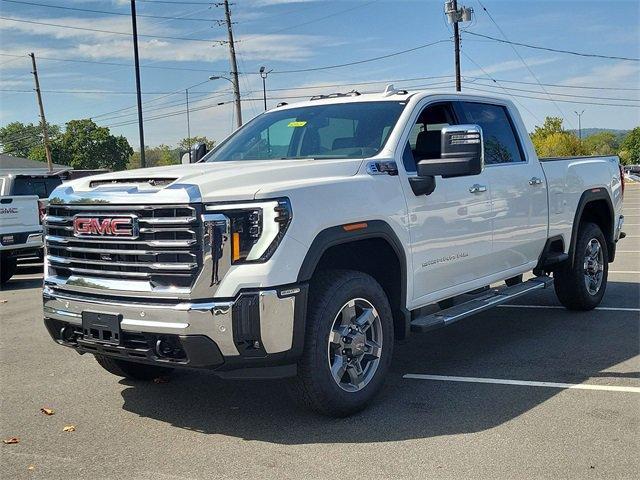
271,86,508,111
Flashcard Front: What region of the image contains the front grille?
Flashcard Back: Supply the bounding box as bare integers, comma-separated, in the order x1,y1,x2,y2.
45,204,202,289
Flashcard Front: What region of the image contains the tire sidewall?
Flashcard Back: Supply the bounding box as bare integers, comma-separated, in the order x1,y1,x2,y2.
306,272,394,414
574,223,609,307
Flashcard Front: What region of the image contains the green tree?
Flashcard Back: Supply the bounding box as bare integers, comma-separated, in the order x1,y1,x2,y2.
178,136,216,151
618,127,640,165
29,119,132,171
128,144,180,169
0,121,60,158
582,131,620,156
530,116,585,157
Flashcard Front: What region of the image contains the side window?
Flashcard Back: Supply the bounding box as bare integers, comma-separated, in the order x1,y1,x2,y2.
403,102,456,173
456,102,524,165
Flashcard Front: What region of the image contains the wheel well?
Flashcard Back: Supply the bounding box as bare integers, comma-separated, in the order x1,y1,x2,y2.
579,199,614,254
311,238,407,339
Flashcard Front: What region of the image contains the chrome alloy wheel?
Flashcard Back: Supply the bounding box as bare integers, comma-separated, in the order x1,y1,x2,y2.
583,238,605,295
327,298,383,392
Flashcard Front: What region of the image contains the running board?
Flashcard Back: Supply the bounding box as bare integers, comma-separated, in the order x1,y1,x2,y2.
410,276,554,332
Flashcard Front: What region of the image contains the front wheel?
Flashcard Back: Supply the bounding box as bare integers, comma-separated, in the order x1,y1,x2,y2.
290,270,394,417
554,222,608,311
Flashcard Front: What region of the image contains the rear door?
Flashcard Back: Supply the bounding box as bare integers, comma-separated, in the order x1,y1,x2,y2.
454,101,548,273
398,100,494,305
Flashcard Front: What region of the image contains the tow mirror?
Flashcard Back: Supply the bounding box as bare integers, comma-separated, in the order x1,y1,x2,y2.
181,142,208,164
417,124,484,178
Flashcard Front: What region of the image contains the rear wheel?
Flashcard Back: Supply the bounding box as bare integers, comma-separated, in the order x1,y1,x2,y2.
94,355,173,381
554,222,608,311
290,269,394,417
0,254,17,286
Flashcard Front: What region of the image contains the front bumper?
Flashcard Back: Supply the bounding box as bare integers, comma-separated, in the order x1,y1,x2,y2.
43,284,307,376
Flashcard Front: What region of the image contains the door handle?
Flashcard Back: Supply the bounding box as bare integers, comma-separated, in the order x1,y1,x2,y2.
469,184,487,194
529,177,543,186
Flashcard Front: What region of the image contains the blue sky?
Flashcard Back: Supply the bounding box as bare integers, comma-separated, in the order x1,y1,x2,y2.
1,0,639,148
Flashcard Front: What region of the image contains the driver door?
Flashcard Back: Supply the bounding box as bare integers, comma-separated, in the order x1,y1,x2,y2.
399,101,494,306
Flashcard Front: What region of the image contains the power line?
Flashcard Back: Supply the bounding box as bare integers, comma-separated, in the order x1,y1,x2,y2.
464,75,640,92
463,78,639,102
473,0,573,128
0,52,229,74
464,31,640,62
0,15,222,43
460,51,542,123
461,84,640,108
0,0,221,22
239,0,379,44
272,39,451,74
136,0,214,4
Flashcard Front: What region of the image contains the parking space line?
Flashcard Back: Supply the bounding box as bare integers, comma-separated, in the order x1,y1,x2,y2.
609,270,640,274
617,251,640,253
403,374,640,393
498,304,640,312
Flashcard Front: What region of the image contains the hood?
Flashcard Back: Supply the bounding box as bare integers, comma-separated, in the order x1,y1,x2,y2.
51,158,362,205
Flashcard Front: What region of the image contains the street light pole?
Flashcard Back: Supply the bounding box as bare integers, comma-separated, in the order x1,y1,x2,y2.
259,66,272,111
574,110,585,139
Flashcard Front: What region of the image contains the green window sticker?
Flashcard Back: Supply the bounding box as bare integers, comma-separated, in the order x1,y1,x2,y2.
287,121,307,127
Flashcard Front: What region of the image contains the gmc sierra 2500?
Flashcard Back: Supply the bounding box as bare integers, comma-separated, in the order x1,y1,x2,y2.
43,88,625,416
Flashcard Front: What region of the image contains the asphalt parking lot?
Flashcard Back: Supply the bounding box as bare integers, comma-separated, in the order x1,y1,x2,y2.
1,186,639,480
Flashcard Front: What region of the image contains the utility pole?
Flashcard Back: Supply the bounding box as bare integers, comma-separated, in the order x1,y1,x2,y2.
186,89,191,161
220,0,242,128
29,53,53,173
574,110,585,139
130,0,146,167
445,1,473,92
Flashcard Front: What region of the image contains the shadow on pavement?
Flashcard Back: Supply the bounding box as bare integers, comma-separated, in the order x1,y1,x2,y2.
119,281,639,444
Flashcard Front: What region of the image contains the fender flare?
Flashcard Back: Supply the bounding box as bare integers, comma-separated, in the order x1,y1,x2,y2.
297,220,411,335
568,188,616,266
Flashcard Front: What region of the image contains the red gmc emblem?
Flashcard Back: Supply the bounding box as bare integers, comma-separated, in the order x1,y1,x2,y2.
73,216,138,238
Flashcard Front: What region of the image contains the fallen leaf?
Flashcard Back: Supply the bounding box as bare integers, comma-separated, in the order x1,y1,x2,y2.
62,425,75,432
3,437,20,444
28,465,35,471
153,376,169,384
0,299,7,304
40,407,55,416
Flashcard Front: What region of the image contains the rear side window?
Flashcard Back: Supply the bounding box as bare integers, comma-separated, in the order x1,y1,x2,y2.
456,102,524,165
11,177,62,198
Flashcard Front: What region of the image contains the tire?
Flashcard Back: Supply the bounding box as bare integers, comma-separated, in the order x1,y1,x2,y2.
94,355,173,381
289,269,394,417
505,274,523,287
554,222,608,311
0,255,17,286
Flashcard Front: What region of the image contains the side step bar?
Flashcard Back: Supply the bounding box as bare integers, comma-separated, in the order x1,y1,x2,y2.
410,276,554,333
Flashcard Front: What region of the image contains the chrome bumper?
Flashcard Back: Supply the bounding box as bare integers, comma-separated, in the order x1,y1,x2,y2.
43,286,300,358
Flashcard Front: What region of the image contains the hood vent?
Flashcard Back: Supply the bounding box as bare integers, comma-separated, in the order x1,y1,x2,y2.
89,177,177,188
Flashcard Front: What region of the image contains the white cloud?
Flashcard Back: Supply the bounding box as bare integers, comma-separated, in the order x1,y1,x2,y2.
558,62,640,88
463,57,559,78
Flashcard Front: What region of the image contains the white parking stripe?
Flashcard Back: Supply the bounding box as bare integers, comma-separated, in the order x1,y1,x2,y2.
403,374,640,393
498,304,640,312
609,270,640,274
617,251,640,253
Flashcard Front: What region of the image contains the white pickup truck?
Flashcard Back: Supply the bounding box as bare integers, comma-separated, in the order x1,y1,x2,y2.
0,173,62,284
43,89,625,416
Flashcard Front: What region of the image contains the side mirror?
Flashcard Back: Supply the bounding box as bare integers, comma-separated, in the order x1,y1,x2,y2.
182,143,208,164
417,124,484,178
191,142,208,163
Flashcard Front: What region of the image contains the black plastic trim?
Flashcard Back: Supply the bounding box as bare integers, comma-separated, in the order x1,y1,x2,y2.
569,189,616,267
297,220,410,337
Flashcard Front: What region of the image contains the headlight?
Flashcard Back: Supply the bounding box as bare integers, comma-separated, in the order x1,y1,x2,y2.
205,198,292,264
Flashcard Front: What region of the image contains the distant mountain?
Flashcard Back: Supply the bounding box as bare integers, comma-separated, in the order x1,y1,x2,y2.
568,128,630,138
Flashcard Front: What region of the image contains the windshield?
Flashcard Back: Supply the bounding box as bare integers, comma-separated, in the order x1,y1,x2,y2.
204,101,406,162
